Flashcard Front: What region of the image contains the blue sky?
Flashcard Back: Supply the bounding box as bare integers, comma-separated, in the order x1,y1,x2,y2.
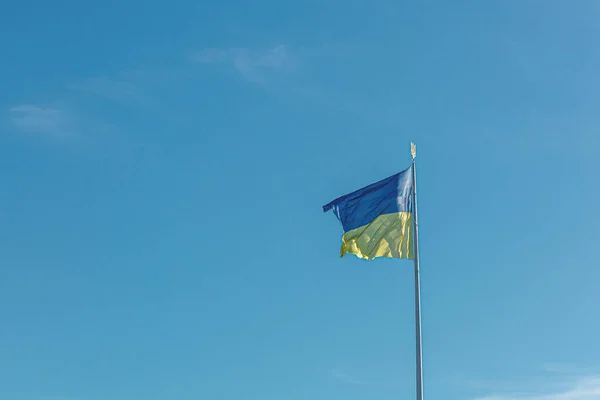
1,1,600,399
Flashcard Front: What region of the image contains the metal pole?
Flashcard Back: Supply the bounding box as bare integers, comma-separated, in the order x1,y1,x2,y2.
411,143,423,400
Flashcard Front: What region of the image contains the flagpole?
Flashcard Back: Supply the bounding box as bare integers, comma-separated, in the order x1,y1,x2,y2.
410,142,424,400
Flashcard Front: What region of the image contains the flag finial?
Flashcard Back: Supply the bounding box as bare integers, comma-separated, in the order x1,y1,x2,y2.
411,142,417,159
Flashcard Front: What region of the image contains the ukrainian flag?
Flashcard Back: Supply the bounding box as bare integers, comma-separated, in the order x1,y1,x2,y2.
323,164,415,261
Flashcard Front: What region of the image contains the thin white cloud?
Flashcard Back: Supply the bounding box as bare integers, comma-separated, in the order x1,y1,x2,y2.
190,45,291,83
7,103,119,148
540,364,598,376
40,396,72,400
8,105,72,137
474,374,600,400
329,368,397,388
191,47,237,64
69,76,140,104
330,368,370,385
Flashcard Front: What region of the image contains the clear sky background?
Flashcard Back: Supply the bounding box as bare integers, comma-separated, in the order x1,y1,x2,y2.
1,1,600,400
